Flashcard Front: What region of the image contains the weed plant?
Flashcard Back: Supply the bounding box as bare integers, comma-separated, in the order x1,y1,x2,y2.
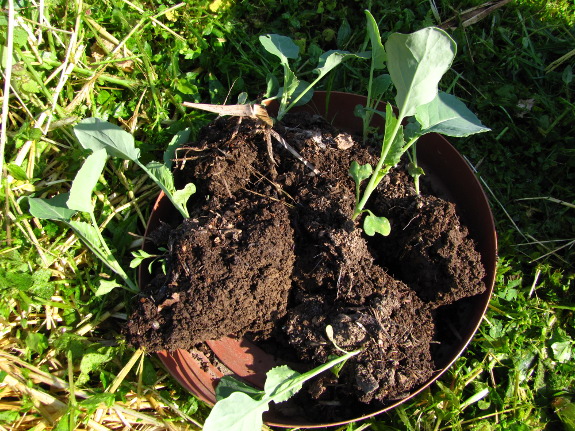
0,0,574,430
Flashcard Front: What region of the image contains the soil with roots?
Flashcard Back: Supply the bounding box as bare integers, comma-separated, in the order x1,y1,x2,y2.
125,112,486,419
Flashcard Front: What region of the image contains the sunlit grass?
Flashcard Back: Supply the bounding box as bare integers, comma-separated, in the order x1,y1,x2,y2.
1,0,574,429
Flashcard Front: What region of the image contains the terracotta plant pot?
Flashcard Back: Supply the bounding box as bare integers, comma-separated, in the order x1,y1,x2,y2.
140,91,497,428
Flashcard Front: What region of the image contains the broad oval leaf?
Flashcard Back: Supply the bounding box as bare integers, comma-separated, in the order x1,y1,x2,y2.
29,194,76,221
264,365,302,403
203,391,268,431
415,91,491,137
365,10,386,69
386,27,456,117
67,148,107,213
74,118,140,161
215,376,264,401
363,213,391,237
259,34,299,64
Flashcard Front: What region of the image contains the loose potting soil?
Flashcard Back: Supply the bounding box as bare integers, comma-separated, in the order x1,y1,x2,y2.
125,112,486,413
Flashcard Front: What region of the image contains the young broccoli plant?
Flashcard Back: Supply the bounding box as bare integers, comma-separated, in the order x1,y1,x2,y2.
183,34,366,174
28,148,138,293
28,119,195,294
203,343,360,431
350,22,490,236
259,34,366,121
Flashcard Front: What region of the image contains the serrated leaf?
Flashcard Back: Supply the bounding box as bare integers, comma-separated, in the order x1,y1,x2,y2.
416,91,490,137
78,349,114,386
203,391,268,431
74,118,140,161
407,162,425,177
79,393,116,410
145,161,176,194
551,341,572,363
363,213,391,236
67,149,107,213
143,161,190,218
365,10,386,69
264,365,303,403
386,27,456,117
29,194,76,221
382,103,405,167
259,34,299,64
215,376,264,401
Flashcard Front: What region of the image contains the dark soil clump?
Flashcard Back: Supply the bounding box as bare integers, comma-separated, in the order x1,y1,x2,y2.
125,112,486,415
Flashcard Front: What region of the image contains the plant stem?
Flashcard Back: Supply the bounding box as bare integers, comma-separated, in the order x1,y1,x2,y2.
362,62,376,143
352,114,403,220
278,70,326,121
88,211,139,292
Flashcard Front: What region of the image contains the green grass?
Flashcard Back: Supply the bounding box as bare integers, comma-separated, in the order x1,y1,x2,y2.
1,0,574,430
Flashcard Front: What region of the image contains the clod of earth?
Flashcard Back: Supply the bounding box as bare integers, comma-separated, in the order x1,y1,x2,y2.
125,112,486,419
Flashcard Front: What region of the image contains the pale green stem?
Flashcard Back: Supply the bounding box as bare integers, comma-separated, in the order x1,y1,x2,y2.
136,161,189,218
88,211,138,292
278,71,327,121
267,349,360,401
362,62,376,143
352,115,404,220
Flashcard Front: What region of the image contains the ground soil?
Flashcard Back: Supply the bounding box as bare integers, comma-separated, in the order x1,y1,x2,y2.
125,112,486,416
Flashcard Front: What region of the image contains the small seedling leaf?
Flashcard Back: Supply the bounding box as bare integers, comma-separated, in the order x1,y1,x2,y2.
415,92,491,137
202,391,268,431
365,10,386,69
173,183,196,210
363,213,391,236
386,27,456,117
259,34,299,63
28,194,77,221
95,279,121,296
327,354,347,377
264,365,303,403
349,161,373,185
407,162,425,177
129,250,155,269
74,118,140,161
67,148,107,213
215,376,264,401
